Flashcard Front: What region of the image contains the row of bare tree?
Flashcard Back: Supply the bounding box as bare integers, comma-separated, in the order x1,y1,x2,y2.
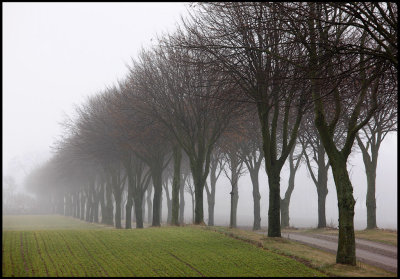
25,3,396,266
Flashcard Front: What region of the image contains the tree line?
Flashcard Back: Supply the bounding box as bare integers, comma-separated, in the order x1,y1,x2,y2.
24,3,397,266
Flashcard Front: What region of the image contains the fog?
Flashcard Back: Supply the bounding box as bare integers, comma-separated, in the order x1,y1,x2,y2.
3,3,397,230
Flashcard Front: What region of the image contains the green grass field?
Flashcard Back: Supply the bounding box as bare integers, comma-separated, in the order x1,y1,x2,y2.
2,215,325,277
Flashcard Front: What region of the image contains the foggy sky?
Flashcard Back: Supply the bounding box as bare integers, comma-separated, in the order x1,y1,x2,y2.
3,3,397,229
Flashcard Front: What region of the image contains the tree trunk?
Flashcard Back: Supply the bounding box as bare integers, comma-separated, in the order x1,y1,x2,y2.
249,170,261,230
207,166,217,226
89,197,94,223
316,144,329,228
121,197,126,221
191,194,195,223
142,195,146,222
171,146,181,226
76,192,80,219
317,182,328,228
194,181,204,224
229,182,238,228
93,198,99,223
280,199,289,228
132,200,136,223
151,167,163,227
65,194,73,216
164,181,172,224
147,185,153,224
115,196,122,229
192,167,205,224
72,193,77,218
134,194,144,228
105,181,114,225
125,196,133,229
80,192,85,220
125,169,134,229
267,171,281,237
280,147,301,229
331,158,356,265
64,194,67,216
99,187,107,224
280,182,293,229
207,195,215,226
304,141,329,229
167,198,172,224
189,148,211,225
159,194,163,224
357,131,381,230
179,178,185,224
366,165,377,229
85,197,90,222
57,194,64,215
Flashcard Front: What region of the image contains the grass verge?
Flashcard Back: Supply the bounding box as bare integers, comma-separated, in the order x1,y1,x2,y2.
203,226,396,277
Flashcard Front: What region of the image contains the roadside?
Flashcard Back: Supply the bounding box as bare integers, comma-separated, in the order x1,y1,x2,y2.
275,231,397,274
283,227,397,246
205,226,397,277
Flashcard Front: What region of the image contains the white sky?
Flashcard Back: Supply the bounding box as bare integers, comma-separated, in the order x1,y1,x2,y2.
3,2,189,172
3,3,397,229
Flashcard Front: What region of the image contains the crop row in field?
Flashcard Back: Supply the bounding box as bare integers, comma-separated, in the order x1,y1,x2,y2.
2,227,325,277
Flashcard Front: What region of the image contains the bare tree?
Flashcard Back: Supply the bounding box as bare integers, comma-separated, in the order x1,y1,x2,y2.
278,2,395,264
332,2,397,67
237,108,264,230
128,41,241,225
299,117,330,228
280,143,304,228
356,88,397,229
204,146,225,226
220,123,248,228
177,2,308,236
185,175,195,223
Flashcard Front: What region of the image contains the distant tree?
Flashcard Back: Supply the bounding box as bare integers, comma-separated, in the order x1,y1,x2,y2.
3,174,38,214
299,117,330,229
179,154,191,224
356,88,397,229
185,175,195,223
3,175,17,213
162,168,173,224
236,109,264,230
130,41,242,225
280,143,304,228
204,146,225,226
220,124,247,228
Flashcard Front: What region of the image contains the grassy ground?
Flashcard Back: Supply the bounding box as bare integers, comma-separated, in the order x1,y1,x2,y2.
2,215,105,231
283,227,397,246
206,226,397,277
2,215,324,277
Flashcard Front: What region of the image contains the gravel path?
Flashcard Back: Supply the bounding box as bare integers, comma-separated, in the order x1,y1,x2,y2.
258,231,397,273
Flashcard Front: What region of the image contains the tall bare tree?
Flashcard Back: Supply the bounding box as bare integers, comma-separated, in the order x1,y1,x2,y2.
279,2,395,264
129,42,241,224
356,86,397,229
177,2,308,236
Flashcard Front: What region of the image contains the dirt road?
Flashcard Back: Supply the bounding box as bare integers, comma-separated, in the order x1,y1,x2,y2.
258,231,397,273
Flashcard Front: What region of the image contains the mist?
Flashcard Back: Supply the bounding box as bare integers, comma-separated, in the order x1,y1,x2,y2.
3,2,397,231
